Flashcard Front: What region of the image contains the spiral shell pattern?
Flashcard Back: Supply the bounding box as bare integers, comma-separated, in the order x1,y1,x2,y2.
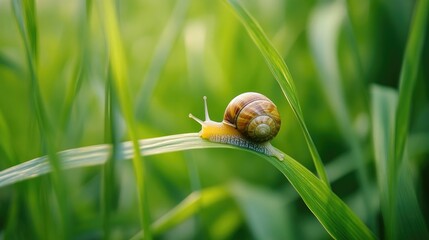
223,92,281,143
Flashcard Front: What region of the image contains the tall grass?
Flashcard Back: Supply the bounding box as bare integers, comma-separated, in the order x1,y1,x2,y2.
12,0,69,238
1,0,428,239
387,0,429,238
100,0,152,238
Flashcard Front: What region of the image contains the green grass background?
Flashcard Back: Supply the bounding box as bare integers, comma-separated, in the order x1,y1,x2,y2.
0,0,428,239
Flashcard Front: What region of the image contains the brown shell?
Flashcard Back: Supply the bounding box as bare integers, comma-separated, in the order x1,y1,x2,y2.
223,92,281,143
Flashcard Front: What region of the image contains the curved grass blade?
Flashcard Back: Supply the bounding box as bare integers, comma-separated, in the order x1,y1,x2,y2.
152,186,229,234
0,132,374,239
133,181,298,239
132,154,361,239
264,154,375,239
100,0,151,237
130,186,230,240
387,0,429,238
0,133,200,187
226,0,329,186
0,52,24,77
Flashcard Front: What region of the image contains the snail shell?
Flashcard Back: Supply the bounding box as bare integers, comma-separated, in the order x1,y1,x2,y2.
189,92,284,160
223,92,281,143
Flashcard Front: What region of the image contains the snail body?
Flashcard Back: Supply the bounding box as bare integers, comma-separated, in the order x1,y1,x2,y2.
189,92,284,160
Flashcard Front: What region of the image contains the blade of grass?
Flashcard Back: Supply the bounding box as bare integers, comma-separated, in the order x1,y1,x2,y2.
12,0,69,238
0,133,353,188
135,0,190,120
152,186,229,236
226,0,329,186
407,133,429,159
264,152,375,239
4,193,19,239
208,207,242,239
391,0,429,170
396,157,429,238
99,0,151,238
388,0,428,238
0,133,197,187
343,0,368,90
230,181,290,239
133,182,293,239
130,185,229,240
0,52,24,77
0,111,15,166
371,85,397,233
60,0,92,131
308,0,374,229
26,181,48,239
185,154,204,237
0,132,374,239
101,69,121,239
371,84,429,239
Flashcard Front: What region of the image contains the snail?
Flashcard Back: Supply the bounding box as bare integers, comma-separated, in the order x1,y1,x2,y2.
189,92,284,160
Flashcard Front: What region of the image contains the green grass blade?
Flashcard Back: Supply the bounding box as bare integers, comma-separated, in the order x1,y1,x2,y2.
60,0,91,131
371,84,397,234
23,0,37,59
388,0,429,238
152,186,229,235
408,133,429,158
100,0,151,238
0,133,354,189
396,161,429,238
0,133,198,187
390,0,429,177
308,2,347,126
372,85,429,239
134,182,304,239
230,181,290,239
4,193,19,239
0,111,15,166
130,186,229,239
0,52,24,76
208,206,242,239
184,155,204,236
308,1,374,229
135,0,190,120
264,154,375,239
0,131,374,239
101,71,121,239
12,0,69,238
226,0,329,186
371,85,397,209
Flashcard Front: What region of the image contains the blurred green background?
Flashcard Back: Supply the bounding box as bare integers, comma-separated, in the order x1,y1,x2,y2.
0,0,428,239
